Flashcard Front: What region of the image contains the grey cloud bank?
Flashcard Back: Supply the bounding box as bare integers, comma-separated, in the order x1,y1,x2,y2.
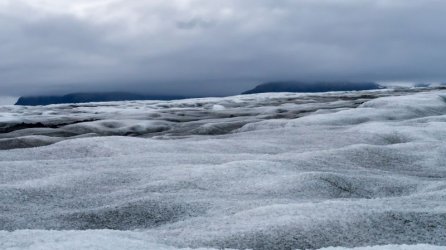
0,96,17,105
0,0,446,96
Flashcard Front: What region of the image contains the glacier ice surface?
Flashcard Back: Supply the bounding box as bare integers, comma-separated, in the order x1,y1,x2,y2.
1,88,446,249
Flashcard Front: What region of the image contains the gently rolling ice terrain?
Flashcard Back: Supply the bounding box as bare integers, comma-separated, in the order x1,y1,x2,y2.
1,87,446,249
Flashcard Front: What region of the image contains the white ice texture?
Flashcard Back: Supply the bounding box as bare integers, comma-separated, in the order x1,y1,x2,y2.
1,88,446,249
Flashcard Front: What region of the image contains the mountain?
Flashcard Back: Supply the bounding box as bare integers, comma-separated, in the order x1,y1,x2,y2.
15,92,188,106
15,82,384,106
242,81,383,94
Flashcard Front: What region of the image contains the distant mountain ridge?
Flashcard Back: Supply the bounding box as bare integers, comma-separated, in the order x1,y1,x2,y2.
15,82,384,106
15,92,188,106
242,81,383,94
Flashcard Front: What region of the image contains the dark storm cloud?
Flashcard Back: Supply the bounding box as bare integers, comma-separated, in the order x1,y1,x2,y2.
1,0,446,96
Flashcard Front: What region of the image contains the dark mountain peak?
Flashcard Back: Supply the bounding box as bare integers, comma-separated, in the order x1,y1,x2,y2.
242,81,383,94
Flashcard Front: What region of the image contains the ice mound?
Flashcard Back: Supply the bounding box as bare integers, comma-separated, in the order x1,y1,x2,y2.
1,88,446,249
0,231,444,250
0,87,440,150
0,135,61,150
0,230,219,250
63,120,172,136
61,200,206,230
297,93,446,126
321,245,446,250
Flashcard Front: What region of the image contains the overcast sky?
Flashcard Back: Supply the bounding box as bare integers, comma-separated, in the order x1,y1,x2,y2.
1,0,445,96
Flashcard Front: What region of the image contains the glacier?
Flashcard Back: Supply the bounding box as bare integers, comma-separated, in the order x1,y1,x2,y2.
1,87,446,250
